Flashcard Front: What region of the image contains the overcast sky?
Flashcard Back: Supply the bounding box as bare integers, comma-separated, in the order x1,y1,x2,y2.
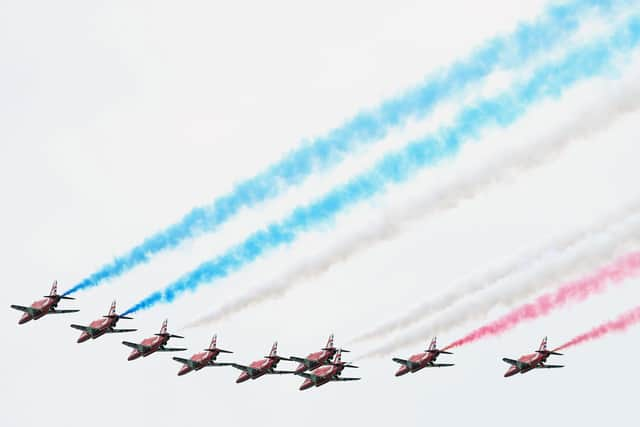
2,1,639,426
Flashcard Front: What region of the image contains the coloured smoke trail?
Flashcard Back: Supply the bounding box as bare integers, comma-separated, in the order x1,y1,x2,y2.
359,211,640,358
440,252,640,351
553,306,640,351
63,0,621,296
184,71,640,329
122,16,640,316
350,204,640,344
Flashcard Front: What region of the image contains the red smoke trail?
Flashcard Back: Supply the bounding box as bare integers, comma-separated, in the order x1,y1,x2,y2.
442,251,640,351
553,306,640,351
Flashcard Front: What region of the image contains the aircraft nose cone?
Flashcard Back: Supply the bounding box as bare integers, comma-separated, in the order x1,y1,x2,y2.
504,367,517,377
395,366,409,377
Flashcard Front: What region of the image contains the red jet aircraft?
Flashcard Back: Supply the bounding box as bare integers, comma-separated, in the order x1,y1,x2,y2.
296,349,360,391
11,281,79,324
290,333,347,374
70,301,136,343
122,319,186,361
172,334,233,376
230,342,294,383
392,337,454,377
503,336,564,377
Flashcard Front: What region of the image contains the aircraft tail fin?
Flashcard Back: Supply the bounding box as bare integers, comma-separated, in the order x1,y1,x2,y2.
210,334,217,350
265,341,291,360
426,337,449,353
160,319,168,335
206,334,232,353
321,333,348,352
428,337,437,352
332,349,358,368
108,300,116,317
325,333,334,349
535,337,562,355
539,336,548,352
105,301,133,320
47,280,73,300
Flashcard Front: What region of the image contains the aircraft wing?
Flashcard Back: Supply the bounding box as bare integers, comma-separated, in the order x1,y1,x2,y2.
392,357,420,370
295,372,326,384
270,369,295,374
295,372,314,380
173,357,200,369
502,358,529,370
158,346,187,352
122,341,152,353
70,324,100,335
230,363,261,376
51,309,80,314
332,376,361,381
10,305,41,316
537,364,564,369
289,356,323,368
428,363,455,368
290,356,310,365
109,328,137,333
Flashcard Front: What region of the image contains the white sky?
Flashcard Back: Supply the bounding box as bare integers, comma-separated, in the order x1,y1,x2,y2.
1,1,639,426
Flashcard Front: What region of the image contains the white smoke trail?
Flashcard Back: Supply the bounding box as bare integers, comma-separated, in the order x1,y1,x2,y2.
183,73,640,331
351,200,640,344
359,211,640,359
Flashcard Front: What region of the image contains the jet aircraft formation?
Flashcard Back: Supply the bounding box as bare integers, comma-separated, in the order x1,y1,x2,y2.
11,282,565,386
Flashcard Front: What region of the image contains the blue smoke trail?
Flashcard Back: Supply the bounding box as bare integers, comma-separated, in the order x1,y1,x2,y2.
63,0,617,296
122,15,640,315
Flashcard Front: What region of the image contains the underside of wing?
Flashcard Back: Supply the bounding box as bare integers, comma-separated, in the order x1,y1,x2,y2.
392,358,419,369
537,364,564,369
270,369,295,375
290,356,310,365
428,363,455,368
122,341,150,353
173,357,199,369
70,324,100,335
295,372,314,380
11,305,39,316
158,346,187,352
230,363,255,374
502,358,528,370
333,376,361,381
109,328,137,333
51,309,80,314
